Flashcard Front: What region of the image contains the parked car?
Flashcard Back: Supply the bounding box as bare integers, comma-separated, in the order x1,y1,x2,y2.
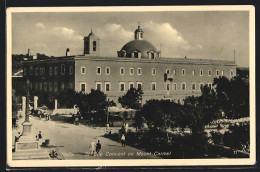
35,106,52,117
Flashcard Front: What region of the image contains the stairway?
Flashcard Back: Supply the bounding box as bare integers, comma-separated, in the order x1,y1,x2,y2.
12,149,50,160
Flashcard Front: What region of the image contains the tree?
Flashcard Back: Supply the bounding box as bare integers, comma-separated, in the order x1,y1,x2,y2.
12,89,19,117
36,53,49,60
57,89,78,108
181,85,220,134
118,88,143,109
87,89,112,112
142,99,177,130
133,110,144,131
213,76,249,119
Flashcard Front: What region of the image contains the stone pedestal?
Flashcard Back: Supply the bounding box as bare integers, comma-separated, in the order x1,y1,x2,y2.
21,121,32,136
15,121,39,151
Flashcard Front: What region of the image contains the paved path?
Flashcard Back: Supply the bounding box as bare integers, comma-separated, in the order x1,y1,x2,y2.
13,116,160,159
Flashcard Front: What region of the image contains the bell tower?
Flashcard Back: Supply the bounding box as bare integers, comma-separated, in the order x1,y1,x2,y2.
84,29,100,56
134,22,144,40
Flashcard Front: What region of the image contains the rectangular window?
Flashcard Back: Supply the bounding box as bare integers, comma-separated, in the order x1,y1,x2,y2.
166,83,170,91
172,83,177,90
69,66,73,75
137,82,142,90
105,82,111,92
208,70,212,76
49,67,53,75
151,53,155,59
192,70,195,76
200,69,203,76
134,52,138,58
81,67,86,74
54,67,58,75
199,83,204,89
97,67,101,75
61,82,65,91
40,68,43,75
96,82,102,91
166,69,170,74
151,82,156,91
35,68,39,75
48,82,52,92
222,71,224,76
106,67,110,75
181,83,186,90
30,66,33,75
80,83,86,92
192,83,196,90
129,82,134,89
230,70,234,76
130,68,134,75
61,64,65,75
208,83,212,89
152,68,156,75
44,82,47,91
216,70,219,76
137,68,142,75
182,69,185,76
69,82,73,89
119,82,125,91
173,69,176,75
120,67,125,75
35,82,38,91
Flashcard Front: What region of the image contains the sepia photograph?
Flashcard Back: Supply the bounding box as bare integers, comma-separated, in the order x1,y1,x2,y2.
6,6,255,167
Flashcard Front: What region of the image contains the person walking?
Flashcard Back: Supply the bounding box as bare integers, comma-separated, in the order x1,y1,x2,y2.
96,140,101,155
89,140,95,156
121,134,125,147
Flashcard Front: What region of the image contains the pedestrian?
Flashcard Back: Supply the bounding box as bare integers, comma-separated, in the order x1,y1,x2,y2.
89,140,95,156
15,132,21,142
38,131,42,140
121,134,125,147
96,140,101,154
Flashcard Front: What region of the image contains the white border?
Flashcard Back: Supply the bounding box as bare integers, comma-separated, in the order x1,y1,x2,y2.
6,5,255,167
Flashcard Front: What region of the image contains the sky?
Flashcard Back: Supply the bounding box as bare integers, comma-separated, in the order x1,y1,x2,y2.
11,11,249,67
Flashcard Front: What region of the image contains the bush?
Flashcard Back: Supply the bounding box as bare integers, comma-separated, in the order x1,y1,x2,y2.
222,123,249,150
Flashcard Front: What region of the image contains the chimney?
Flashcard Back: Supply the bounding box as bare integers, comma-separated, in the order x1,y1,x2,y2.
28,49,31,56
66,48,70,57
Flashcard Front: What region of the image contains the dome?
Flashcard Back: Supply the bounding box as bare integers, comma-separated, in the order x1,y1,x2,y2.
120,40,157,58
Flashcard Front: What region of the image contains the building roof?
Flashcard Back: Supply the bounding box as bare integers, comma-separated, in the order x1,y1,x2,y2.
19,54,236,66
120,40,157,58
74,56,237,66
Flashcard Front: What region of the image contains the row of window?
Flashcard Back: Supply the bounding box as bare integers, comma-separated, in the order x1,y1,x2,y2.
24,65,73,76
26,81,74,92
81,66,143,75
80,82,212,92
170,69,234,77
80,66,234,77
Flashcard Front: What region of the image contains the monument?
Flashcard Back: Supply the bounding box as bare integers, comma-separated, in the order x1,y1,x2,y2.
15,78,39,151
13,78,49,160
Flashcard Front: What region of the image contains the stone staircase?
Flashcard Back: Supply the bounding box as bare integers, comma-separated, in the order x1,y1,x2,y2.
12,149,51,160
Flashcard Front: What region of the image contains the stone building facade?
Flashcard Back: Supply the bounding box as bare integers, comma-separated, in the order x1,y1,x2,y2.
13,25,237,105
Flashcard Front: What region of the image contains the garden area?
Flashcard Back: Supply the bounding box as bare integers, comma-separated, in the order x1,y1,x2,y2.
13,75,250,158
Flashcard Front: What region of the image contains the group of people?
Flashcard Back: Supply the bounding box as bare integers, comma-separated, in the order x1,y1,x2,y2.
88,139,102,156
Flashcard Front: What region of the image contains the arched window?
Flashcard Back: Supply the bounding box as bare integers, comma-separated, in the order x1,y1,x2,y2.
93,41,96,51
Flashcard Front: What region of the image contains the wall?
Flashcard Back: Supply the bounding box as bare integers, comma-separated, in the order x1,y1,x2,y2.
74,56,236,105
